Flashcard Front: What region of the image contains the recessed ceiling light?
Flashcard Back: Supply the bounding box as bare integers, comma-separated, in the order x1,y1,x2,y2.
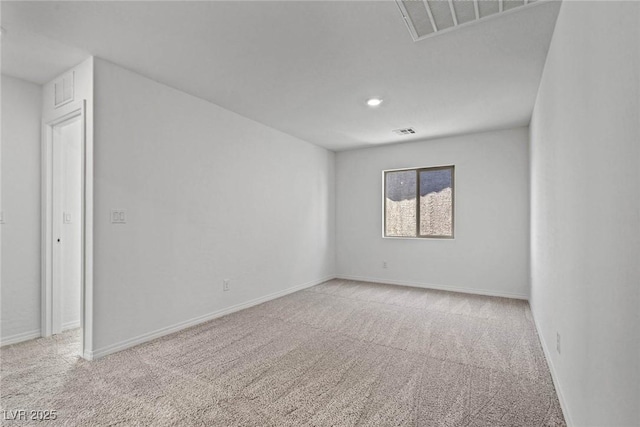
366,98,383,107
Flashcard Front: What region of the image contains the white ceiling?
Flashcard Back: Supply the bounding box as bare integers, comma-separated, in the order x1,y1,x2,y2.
1,1,561,151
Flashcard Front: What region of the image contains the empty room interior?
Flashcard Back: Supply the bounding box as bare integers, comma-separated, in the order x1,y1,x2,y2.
1,0,638,426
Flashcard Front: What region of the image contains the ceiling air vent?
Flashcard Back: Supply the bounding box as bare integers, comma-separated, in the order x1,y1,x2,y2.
396,0,539,42
393,128,416,136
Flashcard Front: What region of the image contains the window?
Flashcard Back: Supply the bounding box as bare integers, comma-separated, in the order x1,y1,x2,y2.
384,166,454,238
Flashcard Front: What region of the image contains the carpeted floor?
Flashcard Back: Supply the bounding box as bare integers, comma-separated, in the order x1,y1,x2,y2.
0,279,566,426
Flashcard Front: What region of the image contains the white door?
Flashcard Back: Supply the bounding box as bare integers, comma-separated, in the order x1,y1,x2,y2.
51,116,82,335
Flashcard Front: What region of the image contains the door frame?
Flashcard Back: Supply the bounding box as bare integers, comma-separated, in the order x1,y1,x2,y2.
41,100,92,359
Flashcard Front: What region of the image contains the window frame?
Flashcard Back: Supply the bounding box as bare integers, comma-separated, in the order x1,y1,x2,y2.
382,165,455,239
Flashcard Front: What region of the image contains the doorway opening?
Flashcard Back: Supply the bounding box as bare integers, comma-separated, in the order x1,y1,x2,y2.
42,102,86,357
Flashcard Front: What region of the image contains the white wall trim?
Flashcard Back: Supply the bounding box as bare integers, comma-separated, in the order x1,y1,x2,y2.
530,303,574,427
63,320,81,331
0,329,41,347
336,275,529,300
86,275,335,360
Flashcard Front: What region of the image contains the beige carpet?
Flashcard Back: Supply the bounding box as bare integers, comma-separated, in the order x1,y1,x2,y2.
0,279,566,426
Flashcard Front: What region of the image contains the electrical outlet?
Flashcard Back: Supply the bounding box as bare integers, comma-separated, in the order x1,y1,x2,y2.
556,332,561,354
111,210,126,224
223,279,230,292
383,261,388,269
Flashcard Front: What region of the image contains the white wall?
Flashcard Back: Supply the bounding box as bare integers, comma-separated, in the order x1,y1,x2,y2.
91,58,335,356
530,2,640,426
0,75,42,344
336,127,530,298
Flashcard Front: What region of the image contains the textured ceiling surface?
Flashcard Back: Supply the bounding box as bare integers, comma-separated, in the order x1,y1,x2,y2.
1,1,561,150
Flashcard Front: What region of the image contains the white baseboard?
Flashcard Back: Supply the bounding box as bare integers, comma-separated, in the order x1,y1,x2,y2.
87,275,335,360
0,329,41,347
530,304,573,427
336,275,529,300
63,320,81,331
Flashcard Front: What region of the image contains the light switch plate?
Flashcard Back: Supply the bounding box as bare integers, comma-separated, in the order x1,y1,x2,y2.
64,212,72,224
111,210,126,224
